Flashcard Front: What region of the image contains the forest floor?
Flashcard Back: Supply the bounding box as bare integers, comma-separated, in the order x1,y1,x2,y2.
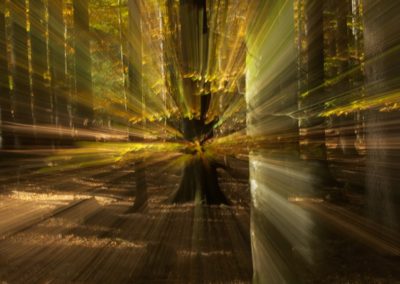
0,160,252,283
0,158,399,283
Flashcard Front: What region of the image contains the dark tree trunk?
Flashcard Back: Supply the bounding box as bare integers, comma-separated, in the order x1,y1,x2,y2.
128,0,147,212
172,97,228,205
10,0,33,148
73,0,93,127
170,0,228,205
363,0,400,230
300,0,326,160
173,149,228,205
0,3,14,149
29,0,52,147
298,0,338,189
49,0,70,143
130,158,147,211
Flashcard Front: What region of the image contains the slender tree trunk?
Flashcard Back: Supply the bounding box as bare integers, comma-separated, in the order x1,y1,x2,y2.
300,0,325,160
128,0,147,211
73,0,93,128
118,0,128,116
49,0,70,144
29,0,52,147
49,0,69,133
10,0,33,148
0,1,14,149
298,0,338,188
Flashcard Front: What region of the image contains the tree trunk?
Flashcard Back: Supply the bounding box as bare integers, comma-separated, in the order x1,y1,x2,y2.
73,0,93,128
0,2,14,149
29,0,52,147
128,0,147,211
172,115,228,205
49,0,70,144
10,0,33,148
298,0,338,189
168,0,228,205
172,94,228,205
363,0,400,230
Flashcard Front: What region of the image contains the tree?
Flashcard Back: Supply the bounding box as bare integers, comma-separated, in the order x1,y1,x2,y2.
73,0,93,127
171,86,228,204
9,0,33,148
29,0,52,146
0,0,14,149
363,0,400,230
168,0,228,204
49,0,70,137
128,0,147,211
297,0,338,190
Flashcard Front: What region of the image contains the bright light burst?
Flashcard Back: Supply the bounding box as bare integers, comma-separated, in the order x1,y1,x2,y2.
1,0,400,282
